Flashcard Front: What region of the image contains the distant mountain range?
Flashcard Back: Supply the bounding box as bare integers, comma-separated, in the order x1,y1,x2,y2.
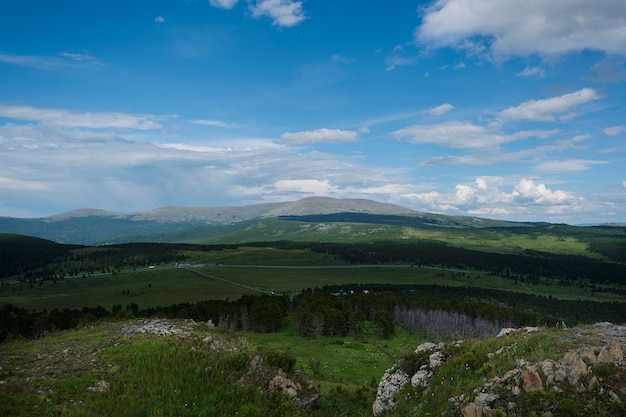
0,197,542,245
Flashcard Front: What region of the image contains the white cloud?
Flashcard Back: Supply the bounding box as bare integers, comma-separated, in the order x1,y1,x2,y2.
0,104,167,130
420,133,586,167
280,128,358,145
192,119,237,129
496,88,602,122
154,16,165,23
209,0,239,9
512,179,576,205
623,181,626,189
415,0,626,58
534,159,608,172
250,0,306,27
401,177,583,219
427,103,454,116
0,52,104,71
603,125,626,136
517,66,545,78
273,179,338,195
392,121,550,149
385,45,417,71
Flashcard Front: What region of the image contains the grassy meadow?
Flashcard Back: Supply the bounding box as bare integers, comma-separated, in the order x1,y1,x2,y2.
2,258,624,313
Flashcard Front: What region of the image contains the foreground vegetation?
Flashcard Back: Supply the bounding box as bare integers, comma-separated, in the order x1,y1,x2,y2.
2,226,626,415
3,316,626,417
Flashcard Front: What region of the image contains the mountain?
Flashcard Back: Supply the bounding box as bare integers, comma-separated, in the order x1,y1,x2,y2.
0,197,536,245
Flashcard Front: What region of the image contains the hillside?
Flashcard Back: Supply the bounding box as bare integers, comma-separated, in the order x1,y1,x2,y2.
2,317,625,417
0,197,535,245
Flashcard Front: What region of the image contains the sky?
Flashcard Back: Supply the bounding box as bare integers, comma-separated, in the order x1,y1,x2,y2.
1,0,626,224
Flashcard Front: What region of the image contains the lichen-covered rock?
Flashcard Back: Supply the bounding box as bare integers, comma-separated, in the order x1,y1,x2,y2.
372,365,410,416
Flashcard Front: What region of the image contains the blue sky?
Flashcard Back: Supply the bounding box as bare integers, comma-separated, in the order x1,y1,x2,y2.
1,0,625,224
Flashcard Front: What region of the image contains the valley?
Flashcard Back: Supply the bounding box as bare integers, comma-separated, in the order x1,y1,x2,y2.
1,198,626,416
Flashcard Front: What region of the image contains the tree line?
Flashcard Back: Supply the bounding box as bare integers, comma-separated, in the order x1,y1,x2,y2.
4,282,626,343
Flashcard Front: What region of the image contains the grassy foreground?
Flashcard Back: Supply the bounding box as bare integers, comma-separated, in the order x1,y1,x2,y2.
0,316,414,417
3,318,626,417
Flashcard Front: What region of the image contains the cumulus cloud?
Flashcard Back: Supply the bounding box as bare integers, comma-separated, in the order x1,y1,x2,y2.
603,125,626,136
415,0,626,58
427,103,454,116
250,0,306,27
401,177,583,219
0,104,167,130
512,178,575,205
154,16,165,23
280,128,358,145
209,0,239,9
496,88,602,122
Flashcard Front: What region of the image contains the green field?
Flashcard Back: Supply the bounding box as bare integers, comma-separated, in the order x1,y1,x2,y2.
2,260,624,313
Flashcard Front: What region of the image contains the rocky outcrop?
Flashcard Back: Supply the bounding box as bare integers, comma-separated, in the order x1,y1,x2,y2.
120,319,196,338
373,341,449,416
372,365,410,416
460,337,626,416
374,324,626,416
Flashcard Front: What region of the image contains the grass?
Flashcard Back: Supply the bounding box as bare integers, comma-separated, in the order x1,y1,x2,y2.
0,268,259,312
243,316,409,389
4,319,626,417
2,260,624,313
0,316,419,417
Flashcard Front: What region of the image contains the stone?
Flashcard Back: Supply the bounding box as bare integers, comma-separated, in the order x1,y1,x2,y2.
497,328,520,338
372,366,410,416
475,392,499,405
461,403,483,417
87,380,110,392
429,351,445,368
562,351,588,385
578,346,597,365
609,390,622,404
523,368,543,392
269,371,301,398
410,370,430,388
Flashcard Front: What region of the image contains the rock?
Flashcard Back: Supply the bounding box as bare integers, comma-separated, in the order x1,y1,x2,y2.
578,346,597,365
562,351,588,385
429,351,445,368
372,366,410,416
497,328,520,338
269,370,301,398
609,390,622,403
87,380,110,392
415,342,442,353
461,402,484,417
411,370,430,388
522,368,543,392
475,392,499,405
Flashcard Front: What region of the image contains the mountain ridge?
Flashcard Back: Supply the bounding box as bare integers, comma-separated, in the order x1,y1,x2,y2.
0,197,535,245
